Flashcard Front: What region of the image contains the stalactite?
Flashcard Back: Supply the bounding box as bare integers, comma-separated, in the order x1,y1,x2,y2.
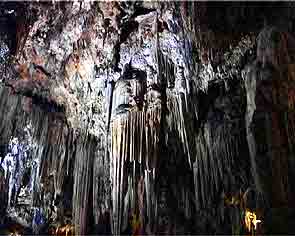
110,103,161,234
166,91,196,168
92,134,109,227
3,2,295,234
72,135,97,235
0,84,103,234
193,122,248,212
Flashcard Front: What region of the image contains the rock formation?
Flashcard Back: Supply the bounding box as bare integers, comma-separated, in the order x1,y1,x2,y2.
0,1,295,235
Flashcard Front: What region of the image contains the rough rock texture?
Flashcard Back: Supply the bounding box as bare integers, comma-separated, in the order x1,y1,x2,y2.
245,26,295,234
0,1,295,235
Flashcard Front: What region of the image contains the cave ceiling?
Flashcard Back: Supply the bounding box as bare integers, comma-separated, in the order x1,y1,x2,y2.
0,1,295,235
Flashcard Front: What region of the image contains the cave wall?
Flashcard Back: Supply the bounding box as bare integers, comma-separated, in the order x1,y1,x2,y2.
0,1,295,235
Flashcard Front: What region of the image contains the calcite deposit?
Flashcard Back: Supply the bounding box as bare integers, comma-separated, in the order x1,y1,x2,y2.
0,1,295,235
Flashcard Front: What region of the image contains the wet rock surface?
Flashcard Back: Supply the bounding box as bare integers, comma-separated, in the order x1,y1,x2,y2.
0,1,295,235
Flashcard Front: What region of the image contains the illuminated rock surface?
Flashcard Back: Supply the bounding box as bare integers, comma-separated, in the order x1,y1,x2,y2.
0,1,295,235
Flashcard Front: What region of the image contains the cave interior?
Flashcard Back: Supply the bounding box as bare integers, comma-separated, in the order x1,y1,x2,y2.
0,1,295,235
